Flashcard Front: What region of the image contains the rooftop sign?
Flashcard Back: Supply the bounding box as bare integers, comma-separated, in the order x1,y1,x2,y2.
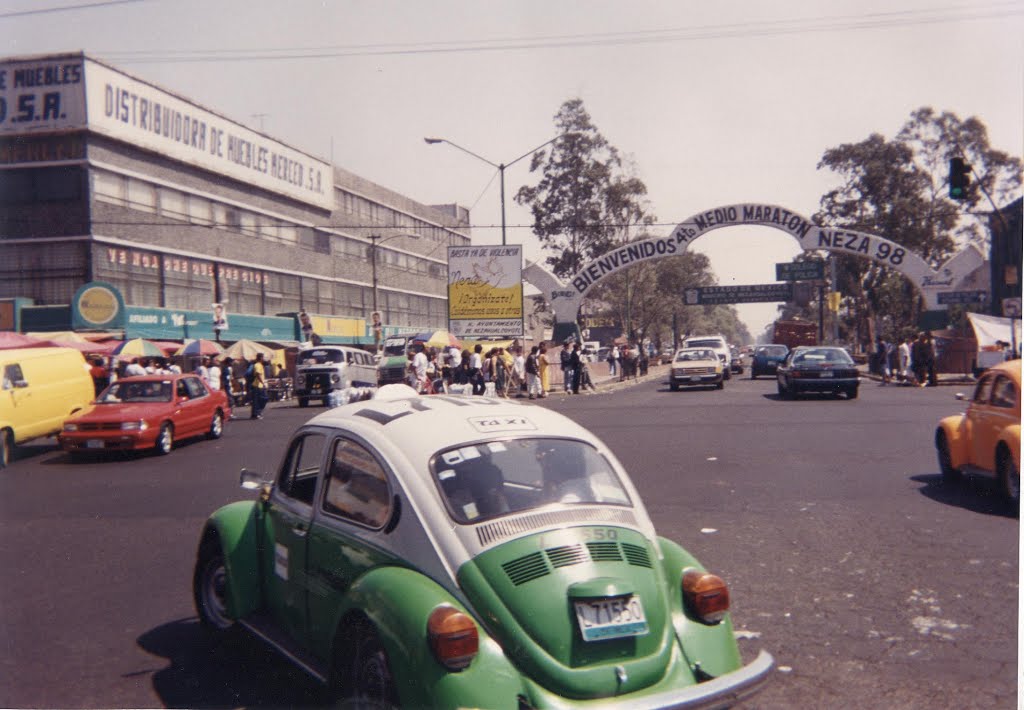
0,54,332,210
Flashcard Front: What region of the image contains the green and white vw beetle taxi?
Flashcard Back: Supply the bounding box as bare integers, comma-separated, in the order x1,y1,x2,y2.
193,387,773,708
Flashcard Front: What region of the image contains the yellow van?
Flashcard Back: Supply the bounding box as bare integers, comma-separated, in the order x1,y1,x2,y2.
0,347,96,468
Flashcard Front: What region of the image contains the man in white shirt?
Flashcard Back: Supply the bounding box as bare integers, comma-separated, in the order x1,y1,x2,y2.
409,347,429,392
125,359,146,377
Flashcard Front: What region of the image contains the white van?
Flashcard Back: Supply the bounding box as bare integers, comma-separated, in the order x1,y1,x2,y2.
1,347,96,467
682,335,733,380
293,345,377,408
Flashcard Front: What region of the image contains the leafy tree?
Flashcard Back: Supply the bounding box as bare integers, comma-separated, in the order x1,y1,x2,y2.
515,99,625,279
814,107,1022,346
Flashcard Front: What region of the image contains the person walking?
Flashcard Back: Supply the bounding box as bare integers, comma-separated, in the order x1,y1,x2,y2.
560,341,574,393
538,342,550,398
898,336,912,385
569,343,583,394
249,353,268,419
526,345,542,399
911,332,930,387
470,344,485,395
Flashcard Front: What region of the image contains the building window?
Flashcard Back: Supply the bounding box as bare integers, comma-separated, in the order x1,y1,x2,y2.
127,178,157,214
187,194,213,225
159,187,187,220
0,166,84,204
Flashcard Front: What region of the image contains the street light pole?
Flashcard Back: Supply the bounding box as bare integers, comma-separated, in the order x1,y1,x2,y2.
424,135,562,245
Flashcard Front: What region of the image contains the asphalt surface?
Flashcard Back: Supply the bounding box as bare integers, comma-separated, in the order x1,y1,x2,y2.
0,369,1018,709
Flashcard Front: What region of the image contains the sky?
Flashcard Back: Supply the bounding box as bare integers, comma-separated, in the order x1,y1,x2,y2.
2,0,1022,338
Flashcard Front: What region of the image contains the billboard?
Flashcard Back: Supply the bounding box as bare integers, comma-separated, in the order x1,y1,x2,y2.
447,245,523,339
0,53,332,209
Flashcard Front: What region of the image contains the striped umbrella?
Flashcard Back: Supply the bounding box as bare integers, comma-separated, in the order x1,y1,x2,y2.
110,338,166,359
174,339,225,357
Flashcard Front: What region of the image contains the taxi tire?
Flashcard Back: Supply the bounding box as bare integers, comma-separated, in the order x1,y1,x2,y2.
936,432,960,483
997,448,1020,513
156,423,174,455
208,411,224,440
193,536,235,634
347,621,398,708
0,429,10,469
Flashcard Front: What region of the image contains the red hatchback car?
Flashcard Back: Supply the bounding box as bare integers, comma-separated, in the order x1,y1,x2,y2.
60,374,231,459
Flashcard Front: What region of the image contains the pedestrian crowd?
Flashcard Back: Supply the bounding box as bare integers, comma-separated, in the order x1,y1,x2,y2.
870,330,941,387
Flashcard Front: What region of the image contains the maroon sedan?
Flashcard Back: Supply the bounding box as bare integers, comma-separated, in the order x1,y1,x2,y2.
60,374,231,459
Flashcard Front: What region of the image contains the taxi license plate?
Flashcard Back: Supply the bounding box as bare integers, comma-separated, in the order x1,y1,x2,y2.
573,595,648,642
310,387,321,393
819,371,834,378
86,439,104,449
689,375,702,382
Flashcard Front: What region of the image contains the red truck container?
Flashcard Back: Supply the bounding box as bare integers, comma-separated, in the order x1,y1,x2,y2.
772,320,817,350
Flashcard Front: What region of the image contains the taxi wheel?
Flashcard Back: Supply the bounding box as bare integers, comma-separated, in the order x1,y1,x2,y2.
193,536,235,633
669,382,679,391
208,411,224,440
936,432,960,483
155,424,174,455
0,429,10,469
998,449,1020,512
348,622,398,707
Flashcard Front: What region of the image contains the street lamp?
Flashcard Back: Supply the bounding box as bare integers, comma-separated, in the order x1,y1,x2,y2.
423,135,562,245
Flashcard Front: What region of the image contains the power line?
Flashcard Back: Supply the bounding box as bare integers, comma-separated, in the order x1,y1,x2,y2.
95,3,1024,65
0,0,147,20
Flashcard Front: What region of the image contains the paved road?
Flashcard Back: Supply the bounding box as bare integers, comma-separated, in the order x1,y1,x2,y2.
0,375,1017,709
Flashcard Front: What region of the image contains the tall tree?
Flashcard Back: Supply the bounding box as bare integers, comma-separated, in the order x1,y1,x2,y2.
515,99,624,278
814,107,1022,344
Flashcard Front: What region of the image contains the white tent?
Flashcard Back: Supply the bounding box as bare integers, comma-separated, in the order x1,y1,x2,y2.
967,312,1022,368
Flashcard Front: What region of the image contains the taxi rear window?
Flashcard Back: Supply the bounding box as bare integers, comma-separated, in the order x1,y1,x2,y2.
430,438,631,524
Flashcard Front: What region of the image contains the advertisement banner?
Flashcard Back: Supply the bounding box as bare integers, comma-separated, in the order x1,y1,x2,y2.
83,58,332,209
0,55,87,135
447,245,523,338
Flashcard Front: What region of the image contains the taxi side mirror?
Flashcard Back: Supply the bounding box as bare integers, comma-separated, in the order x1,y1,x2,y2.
240,468,273,502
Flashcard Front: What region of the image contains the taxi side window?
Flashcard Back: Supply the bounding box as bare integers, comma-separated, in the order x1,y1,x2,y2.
990,376,1017,409
278,433,327,506
973,376,995,404
322,438,392,528
176,381,190,399
3,363,23,389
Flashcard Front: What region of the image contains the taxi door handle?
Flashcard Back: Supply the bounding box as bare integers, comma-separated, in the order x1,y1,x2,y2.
292,524,308,538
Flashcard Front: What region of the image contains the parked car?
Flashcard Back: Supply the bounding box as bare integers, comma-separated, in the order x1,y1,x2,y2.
681,335,732,380
776,346,859,399
59,374,231,458
659,347,674,365
935,360,1020,512
669,347,724,391
192,390,773,708
750,344,790,379
1,347,95,468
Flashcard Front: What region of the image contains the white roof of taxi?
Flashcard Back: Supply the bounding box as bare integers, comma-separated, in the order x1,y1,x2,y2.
303,390,603,465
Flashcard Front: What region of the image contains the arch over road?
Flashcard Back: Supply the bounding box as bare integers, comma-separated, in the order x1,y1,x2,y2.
524,203,985,327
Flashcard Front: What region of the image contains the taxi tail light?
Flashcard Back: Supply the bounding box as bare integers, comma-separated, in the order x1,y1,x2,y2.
682,568,730,624
427,606,478,671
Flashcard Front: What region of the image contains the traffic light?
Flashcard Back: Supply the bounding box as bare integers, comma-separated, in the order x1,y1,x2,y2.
827,291,842,313
948,157,970,199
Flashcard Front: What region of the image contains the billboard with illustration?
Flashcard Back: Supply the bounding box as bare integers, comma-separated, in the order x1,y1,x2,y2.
447,245,523,339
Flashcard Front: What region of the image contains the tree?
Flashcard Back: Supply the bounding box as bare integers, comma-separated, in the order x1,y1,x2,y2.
515,99,627,279
814,107,1022,346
